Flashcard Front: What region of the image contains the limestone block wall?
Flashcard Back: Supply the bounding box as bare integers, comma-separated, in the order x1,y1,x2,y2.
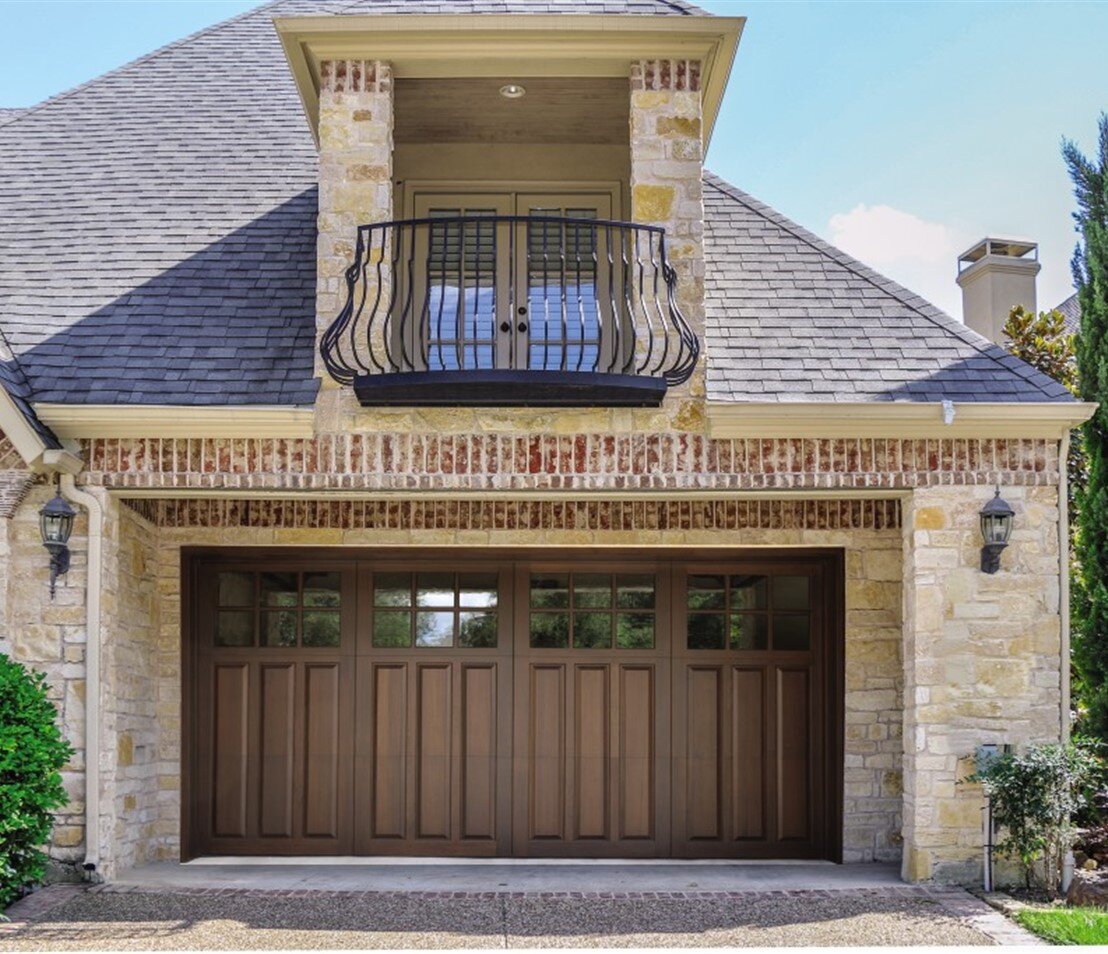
901,484,1063,883
316,59,393,428
630,59,705,406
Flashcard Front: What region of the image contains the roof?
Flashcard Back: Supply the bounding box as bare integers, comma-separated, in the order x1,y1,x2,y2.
1057,293,1081,336
0,0,1072,410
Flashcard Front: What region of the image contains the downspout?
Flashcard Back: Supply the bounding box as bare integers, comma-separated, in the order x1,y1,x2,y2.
60,475,103,879
1058,430,1074,893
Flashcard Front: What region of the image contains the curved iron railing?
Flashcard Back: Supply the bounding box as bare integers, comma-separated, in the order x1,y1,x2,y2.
320,215,699,395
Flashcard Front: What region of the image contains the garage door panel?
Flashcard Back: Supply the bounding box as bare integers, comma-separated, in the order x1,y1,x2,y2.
303,663,345,839
684,666,723,841
211,663,250,839
460,664,499,841
618,664,655,841
366,661,408,842
574,665,610,841
732,666,766,841
416,663,452,839
776,666,810,843
525,663,566,842
259,664,295,838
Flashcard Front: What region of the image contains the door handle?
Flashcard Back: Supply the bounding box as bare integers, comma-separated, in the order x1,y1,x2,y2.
500,321,511,333
518,322,528,333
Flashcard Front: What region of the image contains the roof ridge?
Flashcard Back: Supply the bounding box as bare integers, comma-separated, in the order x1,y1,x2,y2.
702,169,1072,401
0,0,288,133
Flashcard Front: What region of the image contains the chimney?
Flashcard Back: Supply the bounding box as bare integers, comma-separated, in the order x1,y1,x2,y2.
956,237,1040,344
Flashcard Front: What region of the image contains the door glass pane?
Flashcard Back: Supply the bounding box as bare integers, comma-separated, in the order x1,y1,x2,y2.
574,612,611,649
374,573,412,607
416,611,455,648
262,610,298,647
303,611,341,647
687,613,725,650
773,575,810,611
216,610,253,647
530,612,569,648
617,613,654,649
574,573,611,609
774,614,811,651
731,575,768,610
459,612,497,648
373,610,411,647
261,572,298,607
617,574,655,609
531,574,569,609
459,573,498,608
416,572,455,608
303,572,341,607
426,211,498,372
687,575,725,610
218,571,253,607
730,613,768,650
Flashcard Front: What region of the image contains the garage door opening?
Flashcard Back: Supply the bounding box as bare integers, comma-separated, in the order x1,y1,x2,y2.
183,548,843,861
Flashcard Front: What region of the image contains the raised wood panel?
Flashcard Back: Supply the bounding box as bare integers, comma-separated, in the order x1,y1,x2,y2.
303,664,341,839
417,664,452,839
618,665,654,841
212,663,249,839
574,665,609,841
685,667,721,841
258,664,295,838
529,665,566,840
461,664,498,841
373,663,408,840
731,667,765,841
777,667,811,842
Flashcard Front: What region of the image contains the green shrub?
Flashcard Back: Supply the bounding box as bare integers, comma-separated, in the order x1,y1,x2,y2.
970,740,1104,894
0,654,73,910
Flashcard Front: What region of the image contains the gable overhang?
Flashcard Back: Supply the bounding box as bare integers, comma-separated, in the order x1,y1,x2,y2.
274,13,745,149
0,387,82,474
706,400,1098,440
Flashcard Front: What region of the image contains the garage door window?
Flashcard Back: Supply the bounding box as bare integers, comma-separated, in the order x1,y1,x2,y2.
529,572,655,649
214,570,342,648
686,572,811,651
372,571,498,648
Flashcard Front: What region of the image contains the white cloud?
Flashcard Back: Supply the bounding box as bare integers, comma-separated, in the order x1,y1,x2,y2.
826,204,969,318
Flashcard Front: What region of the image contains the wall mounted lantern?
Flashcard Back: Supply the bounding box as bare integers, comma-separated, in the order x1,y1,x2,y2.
979,488,1014,574
39,478,76,598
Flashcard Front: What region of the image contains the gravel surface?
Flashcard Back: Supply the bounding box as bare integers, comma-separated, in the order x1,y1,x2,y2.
0,889,996,949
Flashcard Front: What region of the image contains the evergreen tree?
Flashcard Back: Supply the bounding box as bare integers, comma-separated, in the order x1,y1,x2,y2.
1064,114,1108,739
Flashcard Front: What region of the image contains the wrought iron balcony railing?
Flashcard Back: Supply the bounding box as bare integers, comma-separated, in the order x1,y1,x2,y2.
320,214,699,407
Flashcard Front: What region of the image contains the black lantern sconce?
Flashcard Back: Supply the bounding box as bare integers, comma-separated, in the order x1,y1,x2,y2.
979,488,1015,574
39,477,76,598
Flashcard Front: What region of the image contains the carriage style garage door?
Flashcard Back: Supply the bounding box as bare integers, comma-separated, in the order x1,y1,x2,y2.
185,550,843,860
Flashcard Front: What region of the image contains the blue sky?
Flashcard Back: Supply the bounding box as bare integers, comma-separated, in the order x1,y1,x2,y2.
1,0,1104,319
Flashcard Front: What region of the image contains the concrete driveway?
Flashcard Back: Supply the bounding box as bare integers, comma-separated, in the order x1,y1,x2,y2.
1,878,1037,949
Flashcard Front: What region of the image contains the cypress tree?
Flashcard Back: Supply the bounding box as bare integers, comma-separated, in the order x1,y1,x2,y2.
1064,114,1108,739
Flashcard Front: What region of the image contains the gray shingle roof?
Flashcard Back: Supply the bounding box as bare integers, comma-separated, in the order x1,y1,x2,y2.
703,174,1073,403
1056,293,1081,336
0,0,1070,410
0,108,24,126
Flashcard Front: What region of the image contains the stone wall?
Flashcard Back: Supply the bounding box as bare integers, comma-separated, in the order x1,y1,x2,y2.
630,59,705,407
901,484,1063,883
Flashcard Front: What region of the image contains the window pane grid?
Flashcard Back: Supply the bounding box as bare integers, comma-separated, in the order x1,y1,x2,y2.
530,572,655,649
372,571,498,648
216,571,340,648
686,572,810,651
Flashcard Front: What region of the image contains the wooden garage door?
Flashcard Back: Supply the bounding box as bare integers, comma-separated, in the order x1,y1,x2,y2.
186,550,841,860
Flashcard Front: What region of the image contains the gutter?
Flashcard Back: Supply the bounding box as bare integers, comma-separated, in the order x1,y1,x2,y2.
60,474,103,879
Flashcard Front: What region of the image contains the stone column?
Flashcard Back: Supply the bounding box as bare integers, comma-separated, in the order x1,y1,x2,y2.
901,484,1063,883
629,60,706,407
316,59,393,427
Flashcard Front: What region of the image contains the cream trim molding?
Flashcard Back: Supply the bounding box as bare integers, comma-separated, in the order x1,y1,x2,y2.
706,401,1098,440
0,388,82,472
274,13,744,149
33,404,316,439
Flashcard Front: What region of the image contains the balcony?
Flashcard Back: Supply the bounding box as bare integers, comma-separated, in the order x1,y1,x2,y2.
320,214,699,407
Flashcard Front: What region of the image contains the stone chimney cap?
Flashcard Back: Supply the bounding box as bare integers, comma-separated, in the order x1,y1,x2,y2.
958,237,1038,273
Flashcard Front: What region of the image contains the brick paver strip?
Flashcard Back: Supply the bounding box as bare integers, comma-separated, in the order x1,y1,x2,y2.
0,884,85,932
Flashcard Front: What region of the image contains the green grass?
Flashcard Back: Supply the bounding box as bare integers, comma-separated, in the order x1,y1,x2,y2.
1016,907,1108,945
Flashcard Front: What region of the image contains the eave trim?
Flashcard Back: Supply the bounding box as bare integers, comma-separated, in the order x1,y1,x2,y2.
33,404,316,439
706,401,1098,440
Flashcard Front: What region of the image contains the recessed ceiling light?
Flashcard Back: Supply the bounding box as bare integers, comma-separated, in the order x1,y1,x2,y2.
499,84,526,99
